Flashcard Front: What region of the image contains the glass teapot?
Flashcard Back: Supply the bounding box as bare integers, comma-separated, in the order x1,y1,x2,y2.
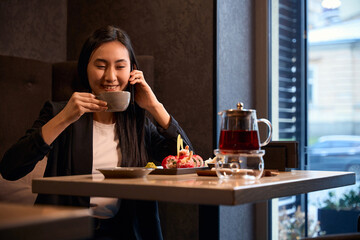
218,102,272,153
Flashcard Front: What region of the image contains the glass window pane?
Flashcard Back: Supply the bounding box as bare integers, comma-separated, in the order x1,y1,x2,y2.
307,0,360,237
272,0,360,238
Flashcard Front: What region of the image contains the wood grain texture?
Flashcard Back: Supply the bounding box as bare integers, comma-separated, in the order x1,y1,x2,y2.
0,203,92,240
33,170,355,206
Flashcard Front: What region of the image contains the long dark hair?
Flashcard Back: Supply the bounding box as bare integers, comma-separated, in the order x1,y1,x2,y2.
78,25,147,167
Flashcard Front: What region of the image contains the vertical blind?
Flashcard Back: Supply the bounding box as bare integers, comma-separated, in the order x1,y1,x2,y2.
276,0,307,231
278,0,303,141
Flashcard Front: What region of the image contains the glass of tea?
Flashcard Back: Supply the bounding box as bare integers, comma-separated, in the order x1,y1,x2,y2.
218,102,272,153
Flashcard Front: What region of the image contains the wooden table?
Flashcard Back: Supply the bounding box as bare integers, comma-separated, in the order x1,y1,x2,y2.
0,202,92,240
32,170,356,205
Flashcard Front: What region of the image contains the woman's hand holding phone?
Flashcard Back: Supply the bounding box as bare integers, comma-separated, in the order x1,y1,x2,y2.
129,68,171,129
128,69,158,111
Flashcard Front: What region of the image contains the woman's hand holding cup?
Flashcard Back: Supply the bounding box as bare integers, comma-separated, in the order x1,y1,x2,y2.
60,92,108,124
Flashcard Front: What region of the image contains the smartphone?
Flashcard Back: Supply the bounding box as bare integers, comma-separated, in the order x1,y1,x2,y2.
130,64,134,104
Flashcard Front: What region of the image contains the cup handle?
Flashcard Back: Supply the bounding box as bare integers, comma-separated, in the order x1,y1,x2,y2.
257,118,272,147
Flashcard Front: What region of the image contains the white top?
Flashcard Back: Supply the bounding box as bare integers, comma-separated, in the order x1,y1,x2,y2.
90,120,121,219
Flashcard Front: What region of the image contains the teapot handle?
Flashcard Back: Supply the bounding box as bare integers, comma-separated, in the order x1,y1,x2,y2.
257,118,273,147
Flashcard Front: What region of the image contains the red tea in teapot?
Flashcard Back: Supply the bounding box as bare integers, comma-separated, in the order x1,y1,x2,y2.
219,130,260,151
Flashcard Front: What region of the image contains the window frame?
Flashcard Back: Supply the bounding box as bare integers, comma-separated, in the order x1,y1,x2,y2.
255,0,309,239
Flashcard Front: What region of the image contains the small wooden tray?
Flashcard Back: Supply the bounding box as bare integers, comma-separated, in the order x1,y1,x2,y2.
196,169,217,176
150,167,209,175
196,169,280,177
263,169,279,177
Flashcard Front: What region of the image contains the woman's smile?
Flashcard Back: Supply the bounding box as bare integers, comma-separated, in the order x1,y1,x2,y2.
102,84,120,91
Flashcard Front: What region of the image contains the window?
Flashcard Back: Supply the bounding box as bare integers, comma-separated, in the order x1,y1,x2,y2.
271,0,360,238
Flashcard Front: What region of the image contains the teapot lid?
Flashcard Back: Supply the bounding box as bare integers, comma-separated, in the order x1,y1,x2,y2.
220,102,255,117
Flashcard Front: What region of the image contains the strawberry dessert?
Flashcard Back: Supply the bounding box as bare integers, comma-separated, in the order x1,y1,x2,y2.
161,135,204,169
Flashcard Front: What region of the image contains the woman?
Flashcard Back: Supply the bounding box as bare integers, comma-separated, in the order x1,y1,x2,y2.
0,25,193,239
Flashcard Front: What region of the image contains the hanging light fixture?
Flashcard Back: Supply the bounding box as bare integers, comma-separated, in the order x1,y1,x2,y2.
321,0,342,9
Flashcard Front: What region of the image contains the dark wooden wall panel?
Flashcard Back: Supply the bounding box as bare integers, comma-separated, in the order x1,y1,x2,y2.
0,0,67,63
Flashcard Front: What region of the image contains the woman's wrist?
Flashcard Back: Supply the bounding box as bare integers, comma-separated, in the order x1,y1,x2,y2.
147,101,171,129
41,112,70,145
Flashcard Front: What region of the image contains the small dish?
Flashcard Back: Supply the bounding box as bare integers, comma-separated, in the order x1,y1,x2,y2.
207,163,215,169
97,167,154,178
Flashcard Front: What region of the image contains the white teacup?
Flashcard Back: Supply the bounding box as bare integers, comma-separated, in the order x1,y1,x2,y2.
96,91,130,112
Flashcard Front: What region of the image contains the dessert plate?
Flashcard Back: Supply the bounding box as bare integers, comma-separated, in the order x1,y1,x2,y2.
97,167,154,178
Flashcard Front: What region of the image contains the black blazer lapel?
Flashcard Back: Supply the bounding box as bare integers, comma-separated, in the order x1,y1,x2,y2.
71,113,93,175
